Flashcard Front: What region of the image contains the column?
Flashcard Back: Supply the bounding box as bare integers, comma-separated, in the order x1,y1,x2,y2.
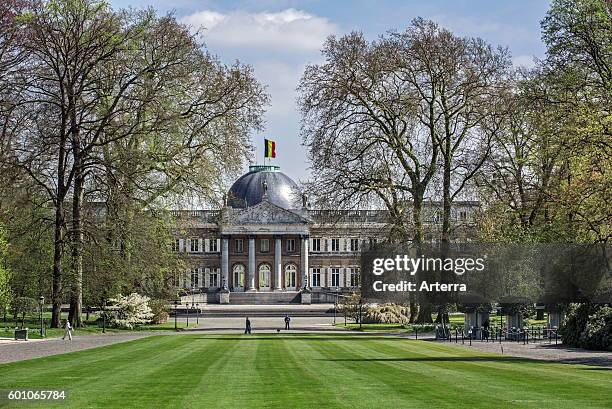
300,235,309,289
247,236,256,291
221,236,229,290
275,236,283,290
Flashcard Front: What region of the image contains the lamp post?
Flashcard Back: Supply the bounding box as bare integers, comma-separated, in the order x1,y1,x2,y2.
358,298,363,330
333,292,337,325
185,302,189,327
102,299,107,334
195,303,199,325
174,300,178,331
39,295,45,337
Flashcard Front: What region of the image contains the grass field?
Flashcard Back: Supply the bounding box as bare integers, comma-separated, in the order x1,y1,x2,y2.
0,334,610,408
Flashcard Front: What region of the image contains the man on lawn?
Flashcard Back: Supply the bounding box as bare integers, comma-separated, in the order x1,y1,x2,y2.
284,314,290,330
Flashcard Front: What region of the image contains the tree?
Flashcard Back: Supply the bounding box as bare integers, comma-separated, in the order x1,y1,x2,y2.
298,29,438,247
299,30,442,322
4,0,267,327
539,0,611,244
385,19,511,246
0,224,13,322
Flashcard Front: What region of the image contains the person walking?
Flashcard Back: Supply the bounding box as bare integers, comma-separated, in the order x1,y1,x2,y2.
62,320,73,341
284,314,290,330
245,317,252,334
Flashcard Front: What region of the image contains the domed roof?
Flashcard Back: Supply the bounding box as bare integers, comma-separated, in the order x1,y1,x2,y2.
227,165,301,210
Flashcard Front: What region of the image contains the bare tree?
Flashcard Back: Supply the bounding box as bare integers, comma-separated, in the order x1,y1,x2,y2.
299,31,438,244
385,19,511,246
299,30,441,322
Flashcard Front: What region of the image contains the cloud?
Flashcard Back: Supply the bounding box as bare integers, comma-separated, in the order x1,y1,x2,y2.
181,8,338,53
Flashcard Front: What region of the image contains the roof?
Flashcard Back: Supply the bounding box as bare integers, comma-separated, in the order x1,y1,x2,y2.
227,165,301,210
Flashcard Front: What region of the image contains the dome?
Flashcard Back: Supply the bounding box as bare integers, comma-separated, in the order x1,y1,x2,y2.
227,165,301,210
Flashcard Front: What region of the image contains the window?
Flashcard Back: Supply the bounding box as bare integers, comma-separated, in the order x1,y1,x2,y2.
209,238,218,252
235,238,244,253
259,264,271,288
350,267,360,287
209,268,219,288
190,238,199,252
331,267,340,287
459,210,467,221
350,238,360,252
285,264,297,288
233,264,245,288
311,238,321,252
190,269,199,288
311,268,321,287
171,239,180,252
260,238,269,253
331,238,340,252
286,239,295,252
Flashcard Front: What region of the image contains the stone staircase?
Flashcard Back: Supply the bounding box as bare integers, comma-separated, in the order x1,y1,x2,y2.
228,291,301,305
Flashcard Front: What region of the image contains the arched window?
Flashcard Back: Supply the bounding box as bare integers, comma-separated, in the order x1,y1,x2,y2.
285,264,297,289
233,264,245,289
259,263,271,289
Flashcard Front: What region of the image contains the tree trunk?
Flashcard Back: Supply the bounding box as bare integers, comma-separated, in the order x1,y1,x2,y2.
51,203,65,328
68,144,84,327
442,155,452,244
409,302,419,323
415,303,434,324
412,189,434,323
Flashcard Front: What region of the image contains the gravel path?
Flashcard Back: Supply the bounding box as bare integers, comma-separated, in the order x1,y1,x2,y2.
433,338,612,367
0,334,148,365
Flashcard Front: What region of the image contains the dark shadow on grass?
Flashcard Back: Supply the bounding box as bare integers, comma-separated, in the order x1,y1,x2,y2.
579,367,611,371
188,335,404,341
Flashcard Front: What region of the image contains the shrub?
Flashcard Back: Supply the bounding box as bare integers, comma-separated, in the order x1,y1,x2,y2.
337,292,361,321
561,303,611,351
363,304,409,324
102,293,154,329
580,306,612,351
149,299,169,324
11,297,37,327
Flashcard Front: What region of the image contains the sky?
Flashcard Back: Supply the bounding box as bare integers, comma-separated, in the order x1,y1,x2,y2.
109,0,551,184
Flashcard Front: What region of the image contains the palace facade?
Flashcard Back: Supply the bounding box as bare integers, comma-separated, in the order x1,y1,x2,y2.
172,165,478,304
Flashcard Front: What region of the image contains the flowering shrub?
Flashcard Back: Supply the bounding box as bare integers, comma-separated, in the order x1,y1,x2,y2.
103,293,154,329
363,304,410,324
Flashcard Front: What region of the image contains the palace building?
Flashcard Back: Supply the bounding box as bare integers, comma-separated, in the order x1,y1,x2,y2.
171,165,478,304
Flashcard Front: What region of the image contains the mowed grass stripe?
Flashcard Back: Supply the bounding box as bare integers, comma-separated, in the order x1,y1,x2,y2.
306,336,491,408
352,337,612,408
0,334,611,409
0,336,231,409
85,336,234,409
306,336,612,409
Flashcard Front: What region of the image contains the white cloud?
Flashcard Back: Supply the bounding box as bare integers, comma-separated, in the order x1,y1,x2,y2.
181,8,338,52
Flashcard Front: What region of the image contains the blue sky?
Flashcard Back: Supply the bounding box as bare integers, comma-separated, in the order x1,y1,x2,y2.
110,0,551,183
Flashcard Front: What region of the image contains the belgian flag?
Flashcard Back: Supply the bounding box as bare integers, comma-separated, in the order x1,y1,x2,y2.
264,139,276,158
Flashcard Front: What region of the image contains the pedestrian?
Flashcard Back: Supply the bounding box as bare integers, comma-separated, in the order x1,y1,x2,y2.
245,317,252,334
62,320,73,341
284,314,290,330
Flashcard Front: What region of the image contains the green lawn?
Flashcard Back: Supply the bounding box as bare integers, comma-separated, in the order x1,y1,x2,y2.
0,334,610,408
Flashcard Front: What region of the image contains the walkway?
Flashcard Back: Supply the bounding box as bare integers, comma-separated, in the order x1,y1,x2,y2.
434,338,612,367
0,334,147,365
